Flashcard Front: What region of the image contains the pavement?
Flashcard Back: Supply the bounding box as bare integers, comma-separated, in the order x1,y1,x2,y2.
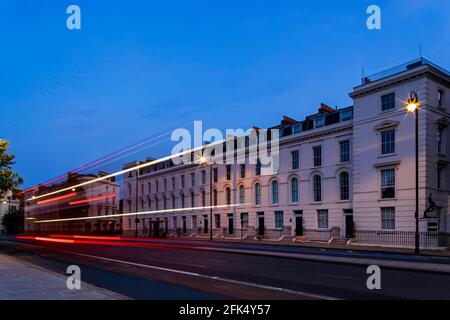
0,252,127,300
176,235,450,257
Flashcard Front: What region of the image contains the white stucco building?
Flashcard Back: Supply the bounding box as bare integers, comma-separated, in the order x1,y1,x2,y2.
119,58,447,248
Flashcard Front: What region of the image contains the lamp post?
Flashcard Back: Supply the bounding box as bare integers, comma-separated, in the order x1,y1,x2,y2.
199,155,214,241
405,91,420,254
135,168,139,238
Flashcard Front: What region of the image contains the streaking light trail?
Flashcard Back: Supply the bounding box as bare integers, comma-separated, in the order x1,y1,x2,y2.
19,121,196,196
32,203,249,224
27,144,208,203
49,235,124,241
36,192,78,205
16,236,75,244
69,193,117,205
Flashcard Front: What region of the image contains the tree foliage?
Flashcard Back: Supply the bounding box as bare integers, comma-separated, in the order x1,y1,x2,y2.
0,139,23,197
1,210,24,234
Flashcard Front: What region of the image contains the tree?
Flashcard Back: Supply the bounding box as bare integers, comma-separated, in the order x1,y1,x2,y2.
0,139,23,198
2,210,24,234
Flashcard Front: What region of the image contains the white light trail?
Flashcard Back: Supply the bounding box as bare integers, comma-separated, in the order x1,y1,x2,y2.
32,203,249,224
27,144,208,203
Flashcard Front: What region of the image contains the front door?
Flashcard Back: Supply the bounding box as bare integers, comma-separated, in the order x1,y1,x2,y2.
295,216,303,236
148,221,153,237
258,213,265,236
155,222,161,238
345,214,354,238
228,216,234,235
203,217,208,234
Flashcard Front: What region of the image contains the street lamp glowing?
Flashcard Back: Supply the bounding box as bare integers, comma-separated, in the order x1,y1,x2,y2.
405,91,419,113
199,156,207,164
406,101,419,112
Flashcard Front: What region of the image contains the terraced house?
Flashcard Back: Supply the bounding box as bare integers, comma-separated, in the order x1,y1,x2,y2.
122,58,450,249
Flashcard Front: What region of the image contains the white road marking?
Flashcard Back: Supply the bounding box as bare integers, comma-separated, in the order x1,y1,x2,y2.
319,273,356,280
208,259,227,263
2,240,338,300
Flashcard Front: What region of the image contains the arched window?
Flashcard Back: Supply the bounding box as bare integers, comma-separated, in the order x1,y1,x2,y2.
313,175,322,202
271,180,279,204
254,183,261,205
239,185,245,204
225,187,231,205
172,195,175,208
291,178,299,203
339,171,349,200
213,189,217,206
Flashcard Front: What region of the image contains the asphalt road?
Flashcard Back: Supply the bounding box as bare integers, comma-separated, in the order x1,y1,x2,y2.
1,237,449,300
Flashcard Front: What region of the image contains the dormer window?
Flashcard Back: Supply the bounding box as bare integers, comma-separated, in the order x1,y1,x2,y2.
340,109,353,121
314,117,325,128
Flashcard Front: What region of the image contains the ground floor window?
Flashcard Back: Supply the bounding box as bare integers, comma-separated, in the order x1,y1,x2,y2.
214,214,221,228
317,209,328,229
172,216,177,229
275,211,284,229
381,207,395,230
240,212,249,228
192,215,197,229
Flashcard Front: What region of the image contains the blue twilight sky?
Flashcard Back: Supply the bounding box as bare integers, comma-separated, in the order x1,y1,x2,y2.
0,0,449,188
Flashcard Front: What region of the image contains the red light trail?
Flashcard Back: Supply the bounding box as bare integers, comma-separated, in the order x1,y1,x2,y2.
36,192,78,205
16,235,199,251
68,193,117,205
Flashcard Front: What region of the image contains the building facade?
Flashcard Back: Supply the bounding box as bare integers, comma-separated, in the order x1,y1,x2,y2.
121,59,449,248
24,172,121,234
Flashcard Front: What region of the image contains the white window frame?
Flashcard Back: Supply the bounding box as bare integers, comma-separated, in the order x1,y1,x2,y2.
291,150,300,170
380,129,396,155
380,168,396,199
271,180,279,204
381,92,396,112
239,185,245,205
290,177,299,203
312,145,322,167
381,207,395,230
275,211,284,229
317,209,328,229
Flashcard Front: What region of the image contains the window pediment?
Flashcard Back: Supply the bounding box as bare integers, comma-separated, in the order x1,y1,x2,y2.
375,120,400,131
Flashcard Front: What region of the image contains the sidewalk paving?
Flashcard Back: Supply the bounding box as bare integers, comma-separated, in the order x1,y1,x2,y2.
0,253,127,300
174,235,450,257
